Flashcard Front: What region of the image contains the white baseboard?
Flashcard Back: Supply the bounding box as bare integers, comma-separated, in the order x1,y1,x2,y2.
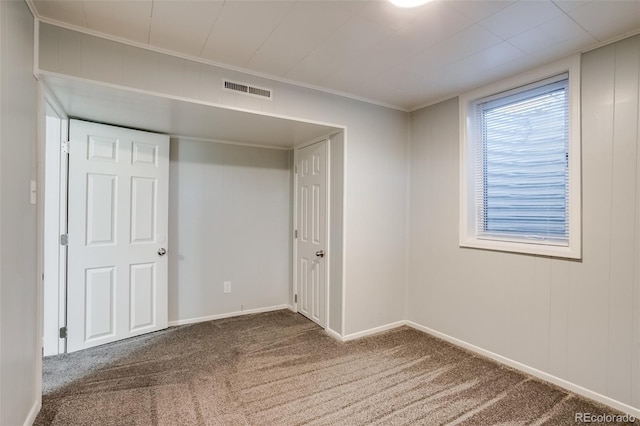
168,304,293,327
23,398,41,426
406,320,640,420
325,327,343,341
340,320,406,342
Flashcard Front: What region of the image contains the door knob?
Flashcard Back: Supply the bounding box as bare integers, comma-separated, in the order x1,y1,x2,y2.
315,250,324,258
158,248,166,256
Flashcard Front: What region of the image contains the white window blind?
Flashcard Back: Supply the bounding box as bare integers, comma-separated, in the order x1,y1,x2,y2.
473,75,569,245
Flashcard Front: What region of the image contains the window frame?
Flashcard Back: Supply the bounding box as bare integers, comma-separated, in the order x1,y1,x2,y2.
459,56,582,259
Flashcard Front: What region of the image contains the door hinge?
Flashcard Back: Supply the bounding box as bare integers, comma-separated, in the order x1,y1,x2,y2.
59,327,67,339
294,165,298,174
294,294,297,303
61,141,69,154
60,234,68,246
294,229,298,239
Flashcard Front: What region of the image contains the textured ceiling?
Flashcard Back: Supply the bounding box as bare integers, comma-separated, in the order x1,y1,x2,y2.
32,0,640,110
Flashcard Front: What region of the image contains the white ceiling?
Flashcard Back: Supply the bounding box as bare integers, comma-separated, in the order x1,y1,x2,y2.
43,75,339,148
32,0,640,111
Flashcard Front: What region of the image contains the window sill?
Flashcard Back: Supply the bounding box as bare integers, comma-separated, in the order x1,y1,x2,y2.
459,236,581,260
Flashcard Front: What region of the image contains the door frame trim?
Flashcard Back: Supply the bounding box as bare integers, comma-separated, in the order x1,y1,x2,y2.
40,84,69,356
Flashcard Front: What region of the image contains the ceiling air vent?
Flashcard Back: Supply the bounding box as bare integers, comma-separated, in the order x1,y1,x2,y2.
223,80,272,100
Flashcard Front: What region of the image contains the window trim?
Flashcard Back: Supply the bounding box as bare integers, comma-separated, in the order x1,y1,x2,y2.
459,56,582,259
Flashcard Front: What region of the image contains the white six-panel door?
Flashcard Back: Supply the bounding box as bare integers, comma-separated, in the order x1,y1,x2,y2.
67,120,169,352
296,140,327,328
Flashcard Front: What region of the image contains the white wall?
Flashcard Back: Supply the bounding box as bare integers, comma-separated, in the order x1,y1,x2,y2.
329,132,344,334
408,34,640,412
0,1,39,424
38,23,410,335
168,138,291,324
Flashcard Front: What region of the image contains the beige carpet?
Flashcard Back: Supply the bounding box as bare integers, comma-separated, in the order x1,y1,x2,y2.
36,310,637,425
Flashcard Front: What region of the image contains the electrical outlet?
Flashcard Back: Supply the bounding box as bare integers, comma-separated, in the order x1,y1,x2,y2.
223,281,231,294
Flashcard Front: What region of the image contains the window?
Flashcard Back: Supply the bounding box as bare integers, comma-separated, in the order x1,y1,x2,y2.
460,57,581,259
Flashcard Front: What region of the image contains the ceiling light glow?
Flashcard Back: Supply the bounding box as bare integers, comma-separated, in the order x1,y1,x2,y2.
389,0,432,7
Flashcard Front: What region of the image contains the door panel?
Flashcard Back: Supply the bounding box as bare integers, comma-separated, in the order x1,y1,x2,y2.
130,263,155,331
86,174,117,245
85,266,116,341
88,135,118,162
296,140,327,327
67,120,169,352
131,177,156,243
